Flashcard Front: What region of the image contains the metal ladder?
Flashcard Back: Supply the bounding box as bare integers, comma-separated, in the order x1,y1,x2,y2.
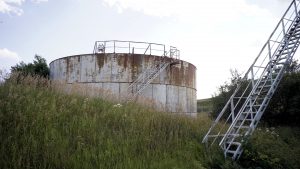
202,0,300,160
126,50,179,102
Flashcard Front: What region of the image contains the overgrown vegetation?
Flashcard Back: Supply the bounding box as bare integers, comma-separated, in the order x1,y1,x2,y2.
0,73,211,169
240,127,300,169
206,61,300,168
211,61,300,126
0,72,299,168
263,72,300,126
11,55,50,78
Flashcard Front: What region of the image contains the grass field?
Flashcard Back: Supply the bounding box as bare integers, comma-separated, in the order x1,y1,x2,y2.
0,74,299,169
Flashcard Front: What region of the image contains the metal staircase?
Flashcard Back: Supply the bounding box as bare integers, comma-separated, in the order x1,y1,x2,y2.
92,40,180,103
203,0,300,160
126,50,179,102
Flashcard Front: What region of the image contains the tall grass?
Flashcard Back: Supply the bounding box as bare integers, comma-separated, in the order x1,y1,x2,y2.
0,73,299,169
0,74,216,169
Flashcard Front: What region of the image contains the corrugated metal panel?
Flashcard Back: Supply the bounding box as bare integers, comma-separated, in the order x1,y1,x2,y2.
80,54,95,82
66,56,80,83
166,85,179,112
178,86,187,113
152,84,167,111
50,53,197,114
95,54,112,82
119,83,130,101
103,82,120,100
137,83,153,105
57,58,67,81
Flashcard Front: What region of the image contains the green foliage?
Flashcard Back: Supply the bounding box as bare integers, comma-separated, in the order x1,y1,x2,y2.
263,72,300,126
211,69,242,118
0,75,209,169
240,127,300,169
11,55,49,78
0,74,299,168
211,61,300,126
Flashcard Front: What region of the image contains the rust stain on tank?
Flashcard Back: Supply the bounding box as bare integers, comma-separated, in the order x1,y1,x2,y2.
131,54,142,81
170,64,180,86
96,54,105,69
144,54,151,69
187,64,196,88
132,54,142,67
117,53,129,69
66,57,74,76
124,54,129,69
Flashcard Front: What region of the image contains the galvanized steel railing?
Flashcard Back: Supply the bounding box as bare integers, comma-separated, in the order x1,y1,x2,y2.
93,40,180,60
202,0,300,160
93,40,181,103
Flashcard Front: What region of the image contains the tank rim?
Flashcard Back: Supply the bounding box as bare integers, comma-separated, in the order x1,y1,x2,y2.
49,53,196,69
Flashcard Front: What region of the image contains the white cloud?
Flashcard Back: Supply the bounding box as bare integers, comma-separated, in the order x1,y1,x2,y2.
0,0,25,15
103,0,271,23
103,0,278,98
0,0,47,15
31,0,48,3
0,48,21,70
0,48,20,60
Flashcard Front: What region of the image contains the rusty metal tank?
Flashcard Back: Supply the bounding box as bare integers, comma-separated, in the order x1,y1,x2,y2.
49,40,197,116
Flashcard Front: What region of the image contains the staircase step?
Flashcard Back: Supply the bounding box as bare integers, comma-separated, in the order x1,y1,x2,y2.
257,84,272,89
289,36,300,41
290,32,300,37
287,41,298,46
233,125,250,129
260,79,272,83
226,150,236,154
278,46,294,52
289,27,300,33
245,104,262,108
275,61,287,65
241,111,257,114
230,142,241,146
278,50,295,55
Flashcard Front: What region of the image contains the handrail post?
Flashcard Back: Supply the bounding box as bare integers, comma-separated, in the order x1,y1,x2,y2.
294,0,298,17
281,19,286,37
114,41,115,53
93,42,96,54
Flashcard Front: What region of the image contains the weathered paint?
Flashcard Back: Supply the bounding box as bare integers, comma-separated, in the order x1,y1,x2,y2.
50,53,197,114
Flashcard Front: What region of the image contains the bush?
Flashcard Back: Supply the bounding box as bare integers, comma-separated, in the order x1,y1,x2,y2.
211,61,300,126
11,55,49,78
240,127,300,169
262,72,300,126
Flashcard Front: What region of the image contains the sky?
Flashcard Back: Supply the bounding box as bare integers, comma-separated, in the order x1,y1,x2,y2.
0,0,299,99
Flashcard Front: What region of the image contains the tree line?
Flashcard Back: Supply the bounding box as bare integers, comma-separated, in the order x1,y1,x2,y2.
211,60,300,127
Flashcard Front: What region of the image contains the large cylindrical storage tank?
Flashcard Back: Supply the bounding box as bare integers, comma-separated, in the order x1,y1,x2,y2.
50,41,197,116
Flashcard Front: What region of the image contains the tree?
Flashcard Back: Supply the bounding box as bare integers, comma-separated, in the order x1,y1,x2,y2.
211,69,242,118
11,55,50,78
262,71,300,126
211,61,300,126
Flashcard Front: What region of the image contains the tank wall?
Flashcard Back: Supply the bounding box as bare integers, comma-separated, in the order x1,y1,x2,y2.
50,53,197,115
